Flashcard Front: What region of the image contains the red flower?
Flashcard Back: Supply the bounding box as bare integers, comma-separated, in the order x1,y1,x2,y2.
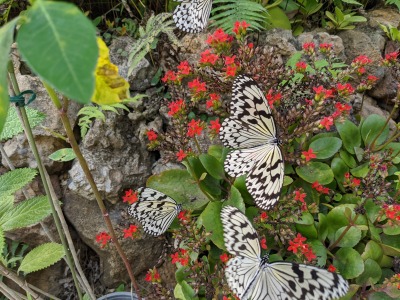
266,89,282,107
335,102,351,113
145,268,161,283
96,232,111,248
161,70,177,83
206,93,221,109
188,78,207,96
178,210,190,223
352,55,372,67
303,247,317,262
187,119,204,137
209,119,221,134
295,61,307,72
337,83,354,96
260,211,268,222
247,43,254,49
225,64,238,77
260,238,267,250
302,148,316,162
199,49,219,65
367,75,378,85
382,51,398,66
294,190,306,202
328,265,337,272
171,252,180,264
176,149,187,161
319,43,333,53
206,28,232,46
122,189,138,204
320,116,334,130
177,60,191,76
312,181,330,194
233,20,250,36
313,86,334,101
352,178,361,187
302,42,315,54
224,55,236,65
123,225,138,239
220,253,229,263
168,99,185,117
146,129,158,141
171,248,190,266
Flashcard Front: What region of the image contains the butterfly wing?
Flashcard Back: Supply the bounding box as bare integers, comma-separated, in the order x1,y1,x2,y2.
128,188,181,236
260,262,349,300
220,75,284,210
173,0,212,33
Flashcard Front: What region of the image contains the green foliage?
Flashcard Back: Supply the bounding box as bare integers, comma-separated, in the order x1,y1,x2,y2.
18,243,64,275
16,0,98,104
385,0,400,11
325,7,367,30
210,0,268,32
49,148,76,162
0,106,46,141
1,240,29,269
379,23,400,42
128,13,180,75
0,168,38,197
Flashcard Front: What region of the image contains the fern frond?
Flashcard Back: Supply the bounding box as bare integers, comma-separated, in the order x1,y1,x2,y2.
210,0,268,32
128,13,181,75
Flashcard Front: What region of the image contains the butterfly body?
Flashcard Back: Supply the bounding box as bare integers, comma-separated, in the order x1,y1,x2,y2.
128,188,182,236
221,205,349,300
173,0,212,33
220,75,284,210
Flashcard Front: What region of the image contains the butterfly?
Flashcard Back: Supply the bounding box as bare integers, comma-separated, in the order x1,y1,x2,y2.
221,205,349,300
173,0,213,33
128,187,182,236
219,75,284,210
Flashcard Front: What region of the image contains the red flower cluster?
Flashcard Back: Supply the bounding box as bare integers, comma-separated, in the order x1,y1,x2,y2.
123,225,139,239
313,86,334,101
224,55,239,77
294,190,307,211
302,148,316,162
207,28,232,46
188,78,207,98
168,98,185,117
95,232,111,248
199,49,219,66
382,51,398,66
177,60,191,76
232,20,250,36
122,189,138,204
187,119,204,137
319,43,333,53
220,253,229,263
382,204,400,222
178,210,190,224
176,149,187,161
344,172,361,188
266,89,282,107
296,61,307,72
223,295,239,300
260,238,267,250
320,116,334,130
302,42,315,55
145,268,161,283
161,70,178,83
260,211,268,222
146,129,158,141
206,93,221,110
328,265,337,272
351,55,372,75
171,248,190,266
312,181,330,194
209,119,221,135
336,83,354,97
287,233,317,262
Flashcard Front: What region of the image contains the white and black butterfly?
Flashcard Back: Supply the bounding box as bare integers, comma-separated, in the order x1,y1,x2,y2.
221,205,349,300
173,0,213,33
128,187,182,236
219,75,284,210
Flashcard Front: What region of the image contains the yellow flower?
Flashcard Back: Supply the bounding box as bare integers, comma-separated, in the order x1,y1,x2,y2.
91,38,129,105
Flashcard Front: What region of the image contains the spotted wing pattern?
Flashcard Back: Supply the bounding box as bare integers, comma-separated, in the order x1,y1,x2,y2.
221,206,349,300
173,0,212,33
128,188,181,236
220,75,284,210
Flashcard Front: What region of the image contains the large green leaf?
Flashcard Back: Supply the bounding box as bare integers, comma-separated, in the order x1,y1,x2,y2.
334,247,364,279
0,195,52,231
147,169,210,211
0,17,19,136
0,195,13,217
17,0,97,103
309,137,342,159
224,186,245,212
199,201,224,250
334,226,362,247
360,114,389,147
199,154,225,180
296,162,334,184
174,280,198,300
0,168,38,197
355,259,382,285
0,106,46,141
18,243,64,274
336,120,360,154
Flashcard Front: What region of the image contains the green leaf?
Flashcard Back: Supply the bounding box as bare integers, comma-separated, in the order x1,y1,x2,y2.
334,247,364,279
48,148,76,162
339,150,357,168
199,154,225,180
233,176,253,205
147,169,210,211
0,227,4,256
200,201,224,250
361,114,389,147
341,0,362,4
0,195,52,231
355,259,382,285
18,243,64,274
0,195,13,217
309,137,342,160
296,162,334,184
361,240,383,262
336,120,360,154
334,226,362,247
350,162,369,178
17,0,98,103
0,168,38,197
266,7,291,30
208,145,229,162
383,225,400,235
174,280,198,300
0,106,46,141
224,186,245,212
0,18,19,136
331,157,349,190
308,239,327,266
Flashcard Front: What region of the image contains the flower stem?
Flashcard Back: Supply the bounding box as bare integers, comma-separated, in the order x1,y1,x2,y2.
7,61,84,300
42,83,142,299
328,214,359,250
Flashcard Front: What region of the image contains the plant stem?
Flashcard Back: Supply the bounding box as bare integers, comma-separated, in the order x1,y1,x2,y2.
194,136,202,153
0,283,21,300
7,62,84,300
328,214,359,250
42,83,142,299
0,263,42,299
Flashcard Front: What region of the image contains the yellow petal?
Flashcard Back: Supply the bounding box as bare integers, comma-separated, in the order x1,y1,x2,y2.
91,38,130,105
